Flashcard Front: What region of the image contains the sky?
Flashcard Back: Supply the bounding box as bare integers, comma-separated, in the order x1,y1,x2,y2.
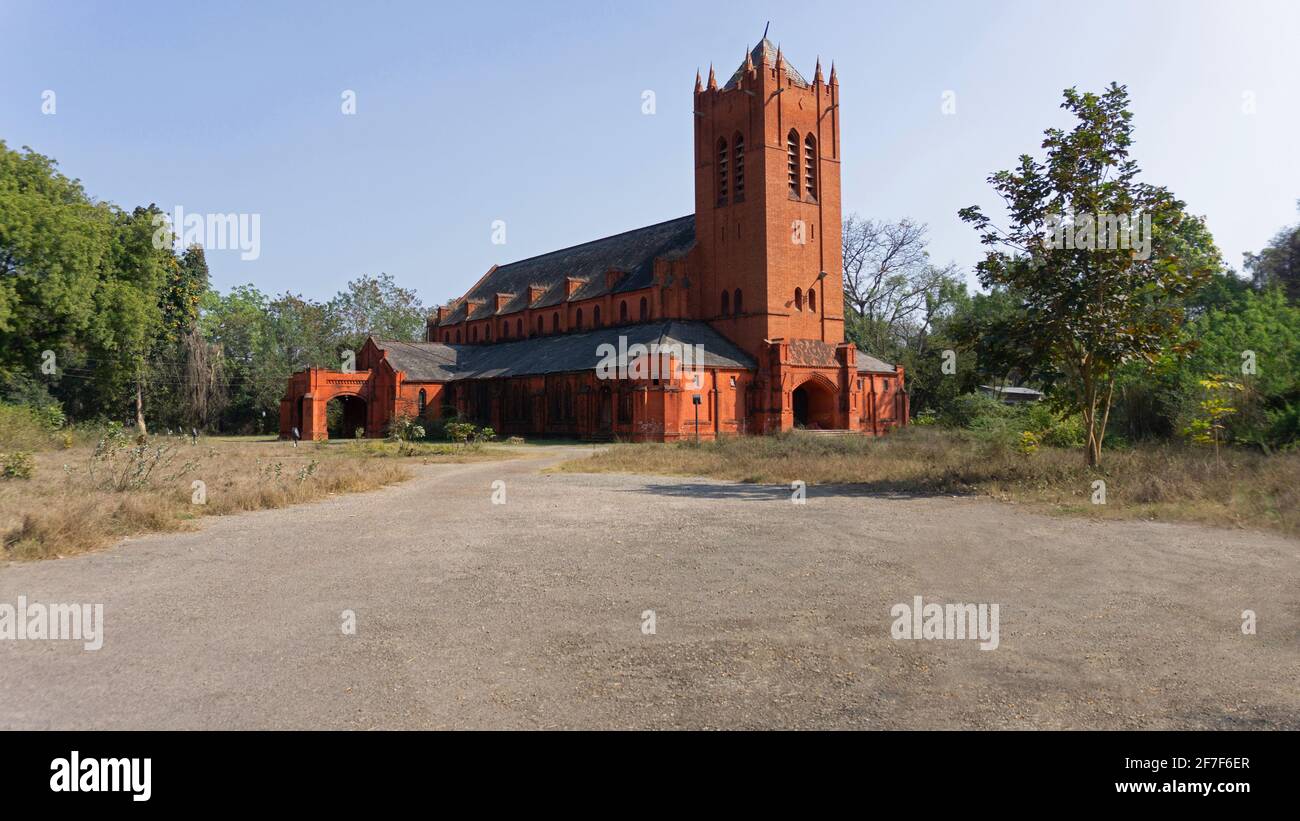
2,0,1298,306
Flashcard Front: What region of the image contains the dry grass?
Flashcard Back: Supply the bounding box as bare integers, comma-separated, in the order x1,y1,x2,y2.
0,435,505,561
559,427,1300,536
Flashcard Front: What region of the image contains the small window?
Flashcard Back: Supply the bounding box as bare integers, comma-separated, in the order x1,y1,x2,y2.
501,322,509,338
552,312,560,332
809,288,817,313
729,376,737,388
456,329,461,343
575,308,583,330
620,301,628,323
721,290,730,316
794,288,803,311
485,324,491,341
516,318,522,337
734,288,743,314
472,327,478,342
418,389,427,414
593,305,601,327
537,315,544,335
639,297,648,321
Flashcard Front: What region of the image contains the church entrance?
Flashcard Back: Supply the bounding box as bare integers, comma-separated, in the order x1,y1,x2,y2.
792,379,836,429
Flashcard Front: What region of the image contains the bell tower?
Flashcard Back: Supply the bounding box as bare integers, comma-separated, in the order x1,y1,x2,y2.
693,33,843,353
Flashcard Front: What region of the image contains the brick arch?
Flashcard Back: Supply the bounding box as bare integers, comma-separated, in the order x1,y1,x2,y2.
791,372,837,394
790,373,838,430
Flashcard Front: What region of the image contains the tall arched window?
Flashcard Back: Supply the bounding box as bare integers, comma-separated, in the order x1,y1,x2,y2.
734,288,743,314
472,326,478,342
516,318,522,337
537,315,544,335
485,324,491,341
552,312,560,332
575,308,583,330
721,290,730,316
444,332,450,343
456,329,461,343
418,389,427,415
619,301,628,323
639,297,648,321
593,305,601,327
794,287,804,311
787,129,800,196
501,321,509,339
808,287,817,313
804,134,818,199
733,133,745,199
716,138,729,206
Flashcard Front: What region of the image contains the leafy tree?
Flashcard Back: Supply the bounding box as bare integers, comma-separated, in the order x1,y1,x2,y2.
1244,201,1300,303
959,84,1219,466
327,273,426,357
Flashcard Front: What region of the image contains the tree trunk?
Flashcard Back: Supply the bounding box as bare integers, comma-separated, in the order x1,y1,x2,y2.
135,380,148,436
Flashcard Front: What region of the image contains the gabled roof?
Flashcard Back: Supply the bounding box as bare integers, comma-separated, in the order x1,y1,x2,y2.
856,350,896,374
438,216,695,326
374,321,755,382
724,38,809,90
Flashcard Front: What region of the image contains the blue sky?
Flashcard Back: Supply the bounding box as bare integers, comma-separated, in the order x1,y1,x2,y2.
2,0,1297,306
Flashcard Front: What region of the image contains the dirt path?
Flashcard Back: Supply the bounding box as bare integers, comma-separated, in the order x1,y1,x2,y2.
1,445,1296,729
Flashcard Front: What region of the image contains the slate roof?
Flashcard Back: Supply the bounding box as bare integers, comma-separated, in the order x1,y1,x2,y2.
724,38,809,90
437,216,696,327
373,321,755,382
856,350,897,374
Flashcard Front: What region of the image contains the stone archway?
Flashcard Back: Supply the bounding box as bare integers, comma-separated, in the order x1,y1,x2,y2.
792,377,837,429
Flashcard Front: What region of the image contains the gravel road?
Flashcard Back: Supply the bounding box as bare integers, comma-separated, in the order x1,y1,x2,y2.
1,445,1296,729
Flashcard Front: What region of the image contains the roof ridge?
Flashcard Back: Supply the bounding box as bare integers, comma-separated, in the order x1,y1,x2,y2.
489,215,693,273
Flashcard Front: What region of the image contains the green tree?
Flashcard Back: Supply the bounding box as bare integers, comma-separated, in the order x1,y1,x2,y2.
327,272,426,356
1244,201,1300,303
959,84,1218,466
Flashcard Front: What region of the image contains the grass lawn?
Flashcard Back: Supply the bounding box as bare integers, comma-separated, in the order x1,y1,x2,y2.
557,427,1300,537
0,433,511,561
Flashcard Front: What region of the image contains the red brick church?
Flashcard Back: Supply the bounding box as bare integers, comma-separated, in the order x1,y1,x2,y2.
281,33,907,442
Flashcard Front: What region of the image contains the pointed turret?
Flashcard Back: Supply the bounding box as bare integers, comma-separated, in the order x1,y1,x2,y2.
829,61,838,86
814,57,823,85
744,44,754,72
707,63,717,90
695,68,702,93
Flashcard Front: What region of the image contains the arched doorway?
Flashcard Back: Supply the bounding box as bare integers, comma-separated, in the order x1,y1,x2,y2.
326,394,367,439
792,379,836,429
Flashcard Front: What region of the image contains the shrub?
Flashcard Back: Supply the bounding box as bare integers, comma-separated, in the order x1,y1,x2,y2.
386,414,426,442
1,451,35,480
0,403,64,451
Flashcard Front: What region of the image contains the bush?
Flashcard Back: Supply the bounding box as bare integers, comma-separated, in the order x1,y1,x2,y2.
0,403,64,451
1,450,35,480
386,414,426,442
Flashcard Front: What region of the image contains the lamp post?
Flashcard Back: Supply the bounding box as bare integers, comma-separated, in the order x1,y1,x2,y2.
692,394,701,444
